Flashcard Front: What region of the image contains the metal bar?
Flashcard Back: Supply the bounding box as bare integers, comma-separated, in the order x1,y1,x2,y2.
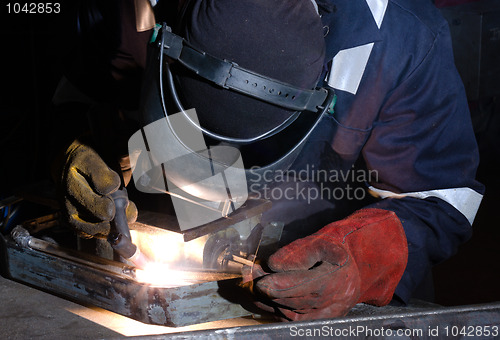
157,302,500,339
134,199,272,241
165,270,241,283
11,225,136,279
22,213,60,234
2,232,252,327
180,199,272,241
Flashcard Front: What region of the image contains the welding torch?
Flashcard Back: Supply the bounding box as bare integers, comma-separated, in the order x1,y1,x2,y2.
83,104,151,269
107,188,150,270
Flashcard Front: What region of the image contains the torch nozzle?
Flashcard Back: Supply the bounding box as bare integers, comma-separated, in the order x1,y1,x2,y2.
108,232,150,270
128,246,150,270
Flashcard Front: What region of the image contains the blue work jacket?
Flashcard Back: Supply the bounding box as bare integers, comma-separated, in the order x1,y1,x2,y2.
294,0,485,303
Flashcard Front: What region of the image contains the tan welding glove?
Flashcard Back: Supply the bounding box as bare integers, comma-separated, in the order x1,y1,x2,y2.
57,140,137,239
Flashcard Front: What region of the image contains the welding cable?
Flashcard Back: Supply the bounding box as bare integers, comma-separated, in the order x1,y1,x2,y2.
0,198,12,231
0,196,26,233
0,205,8,229
0,204,20,233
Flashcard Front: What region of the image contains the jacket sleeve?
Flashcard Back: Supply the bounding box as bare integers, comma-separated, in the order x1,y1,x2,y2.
360,22,484,303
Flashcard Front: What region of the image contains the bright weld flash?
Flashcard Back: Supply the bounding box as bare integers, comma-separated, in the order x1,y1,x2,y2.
134,262,194,287
129,227,208,266
128,225,211,286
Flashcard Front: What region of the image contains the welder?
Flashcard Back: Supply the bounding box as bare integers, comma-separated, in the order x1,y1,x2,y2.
52,0,484,321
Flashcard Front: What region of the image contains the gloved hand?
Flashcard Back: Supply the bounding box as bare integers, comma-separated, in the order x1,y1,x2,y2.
254,208,408,321
57,140,138,239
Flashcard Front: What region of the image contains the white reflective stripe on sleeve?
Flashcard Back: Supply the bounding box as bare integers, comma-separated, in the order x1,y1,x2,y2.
366,0,388,29
327,43,374,95
368,186,483,225
310,0,319,15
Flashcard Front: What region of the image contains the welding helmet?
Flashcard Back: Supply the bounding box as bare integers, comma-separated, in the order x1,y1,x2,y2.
129,0,335,230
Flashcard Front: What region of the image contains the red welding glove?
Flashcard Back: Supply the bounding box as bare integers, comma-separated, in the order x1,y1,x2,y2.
56,140,138,239
254,208,408,321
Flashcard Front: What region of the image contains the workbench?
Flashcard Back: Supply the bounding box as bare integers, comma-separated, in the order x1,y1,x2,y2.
1,273,499,339
0,274,264,338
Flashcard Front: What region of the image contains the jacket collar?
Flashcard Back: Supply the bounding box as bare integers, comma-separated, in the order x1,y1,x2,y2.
321,0,384,60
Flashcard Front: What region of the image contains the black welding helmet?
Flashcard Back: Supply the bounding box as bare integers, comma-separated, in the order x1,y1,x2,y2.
129,0,334,230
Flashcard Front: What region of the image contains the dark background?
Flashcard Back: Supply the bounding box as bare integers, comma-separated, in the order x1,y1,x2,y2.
0,0,499,307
